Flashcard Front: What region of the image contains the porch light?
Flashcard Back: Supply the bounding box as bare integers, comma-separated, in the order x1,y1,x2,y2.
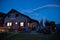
15,22,18,24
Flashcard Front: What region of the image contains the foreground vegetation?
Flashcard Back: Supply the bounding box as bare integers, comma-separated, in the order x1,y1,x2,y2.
0,32,60,40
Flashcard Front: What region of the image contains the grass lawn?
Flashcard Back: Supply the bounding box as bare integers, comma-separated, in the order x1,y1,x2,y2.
0,32,60,40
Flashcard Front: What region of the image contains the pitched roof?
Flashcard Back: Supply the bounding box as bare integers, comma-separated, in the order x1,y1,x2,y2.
2,9,39,24
7,9,21,14
3,9,31,20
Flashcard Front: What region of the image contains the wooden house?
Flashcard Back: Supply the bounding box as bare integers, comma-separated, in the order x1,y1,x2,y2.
3,9,39,32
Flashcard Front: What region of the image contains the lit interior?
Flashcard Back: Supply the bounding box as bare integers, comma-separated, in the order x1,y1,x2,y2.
28,23,32,27
7,22,12,27
20,22,24,27
28,23,29,26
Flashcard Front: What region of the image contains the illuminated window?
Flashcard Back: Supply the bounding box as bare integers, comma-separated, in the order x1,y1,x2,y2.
28,23,29,26
16,14,19,17
20,22,24,27
28,23,32,27
7,22,12,27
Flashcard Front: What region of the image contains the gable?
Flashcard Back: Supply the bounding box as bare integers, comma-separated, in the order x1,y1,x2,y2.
3,9,39,24
6,12,20,18
3,9,30,20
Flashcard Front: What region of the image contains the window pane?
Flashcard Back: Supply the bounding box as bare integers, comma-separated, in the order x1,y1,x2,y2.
7,22,12,27
7,22,10,26
15,22,18,24
20,22,24,27
28,23,32,27
10,22,12,26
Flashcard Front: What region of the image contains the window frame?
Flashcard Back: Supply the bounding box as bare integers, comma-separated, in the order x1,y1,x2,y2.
6,22,13,27
20,22,25,27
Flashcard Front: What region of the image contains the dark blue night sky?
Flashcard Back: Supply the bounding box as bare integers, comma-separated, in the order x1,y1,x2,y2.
0,0,60,24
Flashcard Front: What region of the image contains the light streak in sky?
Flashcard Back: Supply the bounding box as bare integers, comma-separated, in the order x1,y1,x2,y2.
22,4,60,13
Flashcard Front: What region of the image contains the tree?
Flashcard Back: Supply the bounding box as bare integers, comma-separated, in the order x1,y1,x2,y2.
50,21,56,32
45,20,56,33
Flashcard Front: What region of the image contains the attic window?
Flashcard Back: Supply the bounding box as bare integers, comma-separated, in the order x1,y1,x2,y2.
16,14,19,17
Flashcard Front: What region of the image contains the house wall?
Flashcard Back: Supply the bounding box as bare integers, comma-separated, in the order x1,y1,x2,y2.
28,22,38,28
3,12,29,30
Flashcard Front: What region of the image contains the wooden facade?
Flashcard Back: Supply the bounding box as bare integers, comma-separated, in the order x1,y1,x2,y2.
2,9,39,32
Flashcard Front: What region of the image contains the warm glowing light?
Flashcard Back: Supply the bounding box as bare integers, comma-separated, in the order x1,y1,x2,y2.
28,23,32,27
28,23,29,26
7,22,9,26
15,22,18,24
0,29,5,32
2,30,5,32
0,27,6,32
7,22,12,27
20,22,24,27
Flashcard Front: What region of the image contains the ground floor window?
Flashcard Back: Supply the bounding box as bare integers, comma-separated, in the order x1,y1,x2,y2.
20,22,24,27
7,22,12,27
28,23,33,27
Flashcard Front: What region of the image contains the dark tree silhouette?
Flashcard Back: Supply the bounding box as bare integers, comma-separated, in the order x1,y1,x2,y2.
50,21,56,32
45,20,56,33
